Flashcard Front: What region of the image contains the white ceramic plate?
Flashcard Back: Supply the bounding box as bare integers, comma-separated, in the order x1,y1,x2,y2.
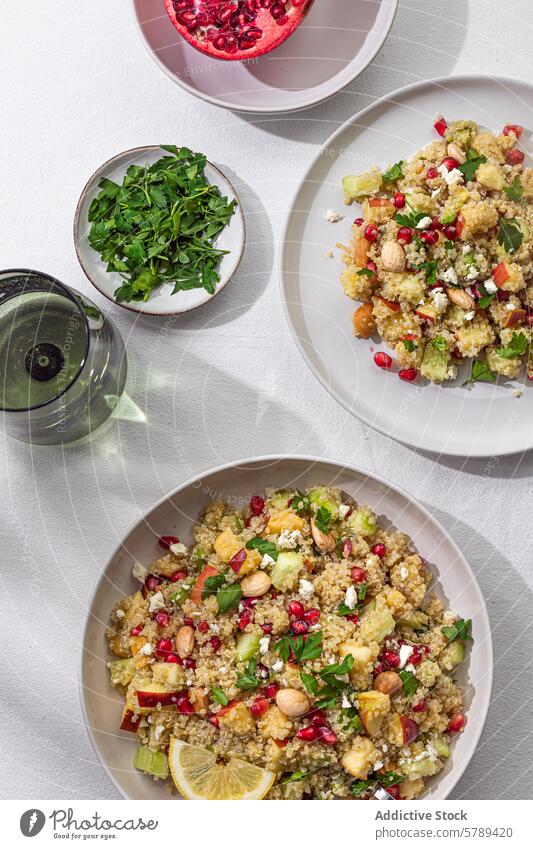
132,0,398,114
281,75,533,457
74,146,245,316
80,455,492,801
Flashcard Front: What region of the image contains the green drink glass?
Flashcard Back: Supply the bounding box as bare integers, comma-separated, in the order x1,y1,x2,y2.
0,269,127,444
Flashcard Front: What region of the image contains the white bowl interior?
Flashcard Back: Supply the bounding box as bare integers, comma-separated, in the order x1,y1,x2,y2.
81,456,492,800
75,146,245,315
132,0,398,113
281,75,533,456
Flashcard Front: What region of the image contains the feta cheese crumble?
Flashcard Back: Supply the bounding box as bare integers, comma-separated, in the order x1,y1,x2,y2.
132,562,148,583
430,288,449,311
299,578,314,600
338,504,351,520
170,542,187,556
437,164,464,186
416,216,433,229
484,279,497,294
272,660,283,672
464,311,475,321
344,585,358,610
278,529,303,549
148,591,165,613
139,642,153,656
399,643,414,668
261,553,276,568
259,636,271,655
115,609,125,619
326,209,343,223
442,267,458,286
400,566,409,581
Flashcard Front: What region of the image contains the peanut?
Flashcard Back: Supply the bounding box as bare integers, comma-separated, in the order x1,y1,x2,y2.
275,688,310,719
240,571,272,598
176,625,195,658
352,302,376,339
373,671,403,695
354,237,370,267
446,287,475,311
310,518,336,552
381,240,406,273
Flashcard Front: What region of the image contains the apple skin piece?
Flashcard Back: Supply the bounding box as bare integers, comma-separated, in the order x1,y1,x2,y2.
415,304,437,324
400,715,420,744
504,308,526,329
376,295,401,314
369,198,395,209
120,708,141,733
136,689,180,708
492,261,511,288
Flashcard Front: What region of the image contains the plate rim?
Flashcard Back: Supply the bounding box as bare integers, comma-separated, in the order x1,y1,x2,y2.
79,452,493,800
280,73,533,457
131,0,399,115
73,144,246,317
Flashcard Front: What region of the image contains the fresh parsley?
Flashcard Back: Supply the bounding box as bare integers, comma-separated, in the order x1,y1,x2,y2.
379,771,406,789
341,709,363,732
351,779,375,798
201,572,226,599
311,655,355,709
314,506,332,533
413,260,439,285
275,631,323,664
216,585,243,614
357,267,376,278
431,336,447,353
399,669,418,698
463,360,496,386
442,618,473,642
235,659,260,690
383,161,404,183
395,208,427,229
503,175,525,202
87,146,237,303
300,671,319,695
477,281,496,309
194,547,206,569
290,491,310,515
245,537,278,561
211,687,229,706
498,217,523,254
403,338,418,353
458,148,487,181
280,770,309,785
497,331,528,359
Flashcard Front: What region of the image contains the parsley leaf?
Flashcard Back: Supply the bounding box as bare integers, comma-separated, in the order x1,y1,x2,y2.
216,585,243,613
459,148,487,181
395,209,426,228
503,175,525,202
341,709,363,732
498,218,523,254
314,506,332,533
383,161,404,183
300,672,319,695
413,259,439,285
290,491,310,515
211,687,228,706
497,331,528,359
477,281,496,309
351,779,375,798
201,572,226,599
442,618,473,642
399,669,418,698
431,336,447,353
313,655,355,709
235,659,260,690
194,547,206,569
379,771,405,789
275,631,323,665
403,338,418,353
280,770,309,785
357,267,376,278
463,360,496,386
246,537,278,561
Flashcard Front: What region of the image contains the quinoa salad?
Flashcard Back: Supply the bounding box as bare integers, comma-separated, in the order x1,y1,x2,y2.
339,117,533,386
106,486,472,800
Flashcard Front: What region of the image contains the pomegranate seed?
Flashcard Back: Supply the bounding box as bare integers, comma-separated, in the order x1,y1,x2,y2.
170,570,187,582
430,216,443,231
420,229,439,245
351,567,367,583
144,574,161,593
209,715,220,728
261,623,273,634
434,117,447,137
503,124,524,139
506,148,525,166
382,649,400,668
372,543,386,557
309,709,326,726
158,535,179,550
346,613,359,624
318,726,337,746
386,784,401,799
251,697,270,716
242,597,258,609
263,683,279,699
393,192,406,209
354,217,364,227
210,636,222,651
287,600,305,619
155,611,170,628
166,653,181,664
426,166,439,179
296,725,319,742
399,368,418,382
374,352,393,370
413,699,427,713
183,657,196,670
291,619,309,636
364,223,379,242
229,548,247,573
410,648,423,666
443,224,458,241
303,608,321,625
198,620,209,633
440,157,459,171
397,226,413,244
155,637,173,658
130,625,143,636
183,617,194,627
175,695,195,714
447,712,466,732
342,539,353,557
238,613,252,630
250,495,265,515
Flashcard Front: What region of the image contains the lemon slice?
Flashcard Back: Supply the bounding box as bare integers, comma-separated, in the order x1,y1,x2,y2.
168,738,275,800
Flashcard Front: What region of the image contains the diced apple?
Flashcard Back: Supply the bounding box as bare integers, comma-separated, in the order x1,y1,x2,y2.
492,261,511,288
400,715,420,744
415,304,437,323
136,686,180,708
504,308,526,328
376,295,401,313
358,691,391,737
368,198,395,208
265,510,305,534
341,736,378,779
120,708,141,733
190,565,219,605
456,212,465,238
218,701,255,736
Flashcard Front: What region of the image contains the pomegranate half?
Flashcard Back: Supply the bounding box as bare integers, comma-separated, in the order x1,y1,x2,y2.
164,0,314,61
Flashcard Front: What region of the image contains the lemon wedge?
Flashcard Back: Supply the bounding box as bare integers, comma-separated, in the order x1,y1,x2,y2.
168,738,275,800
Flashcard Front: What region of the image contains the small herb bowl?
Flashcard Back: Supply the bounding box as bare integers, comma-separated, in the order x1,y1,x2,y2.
74,146,245,317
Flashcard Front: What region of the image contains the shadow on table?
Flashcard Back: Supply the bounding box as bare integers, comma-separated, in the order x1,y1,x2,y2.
425,506,533,800
417,448,533,481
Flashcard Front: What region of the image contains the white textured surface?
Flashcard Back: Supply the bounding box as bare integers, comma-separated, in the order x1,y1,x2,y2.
1,0,532,800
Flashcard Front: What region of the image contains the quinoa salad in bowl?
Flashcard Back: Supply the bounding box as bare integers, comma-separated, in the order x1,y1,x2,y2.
105,485,472,800
340,117,533,386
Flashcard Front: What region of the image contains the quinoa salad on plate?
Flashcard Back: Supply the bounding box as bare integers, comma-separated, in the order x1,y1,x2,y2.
106,486,472,800
339,118,533,386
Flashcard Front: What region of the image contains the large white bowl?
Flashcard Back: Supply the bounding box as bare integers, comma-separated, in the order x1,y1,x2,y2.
81,456,492,800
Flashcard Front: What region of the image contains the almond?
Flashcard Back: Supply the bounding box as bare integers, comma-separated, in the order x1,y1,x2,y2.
275,688,310,719
446,287,475,310
352,302,376,339
240,571,272,598
176,625,195,658
381,240,406,273
310,518,336,552
447,142,467,164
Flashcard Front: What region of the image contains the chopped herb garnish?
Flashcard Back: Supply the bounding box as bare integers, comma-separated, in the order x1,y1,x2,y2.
444,240,456,252
498,217,523,254
463,360,496,386
403,338,418,353
275,631,323,665
503,175,525,202
314,506,332,533
211,687,229,706
459,148,487,181
379,771,405,789
395,208,427,229
413,259,439,285
194,547,206,569
280,770,309,785
300,671,319,695
383,161,405,183
399,669,418,698
313,655,355,709
357,267,376,278
431,336,447,353
477,281,496,309
497,331,528,359
351,779,375,798
246,537,278,561
216,584,243,613
341,709,363,732
442,618,473,642
290,491,310,515
235,658,260,690
201,572,226,599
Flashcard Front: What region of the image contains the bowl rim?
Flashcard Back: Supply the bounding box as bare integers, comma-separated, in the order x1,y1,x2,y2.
73,145,246,317
79,453,493,800
279,72,533,457
131,0,399,115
